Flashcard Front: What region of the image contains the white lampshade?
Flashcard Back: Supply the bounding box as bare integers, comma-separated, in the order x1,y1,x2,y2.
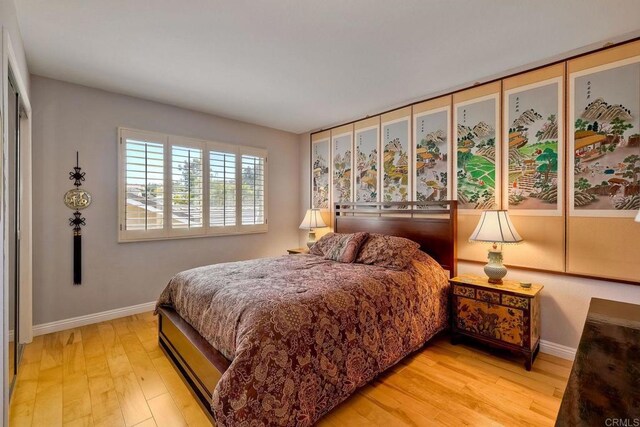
299,208,327,230
469,210,523,244
636,210,640,223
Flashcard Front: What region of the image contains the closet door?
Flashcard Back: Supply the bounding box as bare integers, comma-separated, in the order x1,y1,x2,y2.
7,77,22,393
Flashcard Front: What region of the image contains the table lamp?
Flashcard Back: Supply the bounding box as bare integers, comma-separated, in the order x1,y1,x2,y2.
469,210,523,284
299,208,327,248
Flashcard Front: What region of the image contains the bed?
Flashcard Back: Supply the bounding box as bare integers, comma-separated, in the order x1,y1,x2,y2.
156,201,457,426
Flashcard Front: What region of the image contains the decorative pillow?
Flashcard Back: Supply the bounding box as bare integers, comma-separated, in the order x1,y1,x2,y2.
323,232,369,263
355,233,421,270
309,232,344,256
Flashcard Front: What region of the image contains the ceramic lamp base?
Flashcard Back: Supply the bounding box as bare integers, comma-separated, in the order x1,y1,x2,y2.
306,230,317,249
484,249,507,284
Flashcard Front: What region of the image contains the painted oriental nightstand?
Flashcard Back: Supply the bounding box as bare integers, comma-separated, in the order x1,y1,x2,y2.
450,274,543,370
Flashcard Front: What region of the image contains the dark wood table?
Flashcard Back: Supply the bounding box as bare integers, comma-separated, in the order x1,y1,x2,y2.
556,298,640,426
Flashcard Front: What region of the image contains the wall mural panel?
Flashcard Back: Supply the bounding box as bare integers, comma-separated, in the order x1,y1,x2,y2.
355,126,380,202
414,107,450,201
570,56,640,217
505,78,563,215
382,118,410,202
311,138,330,209
454,94,500,210
332,132,353,204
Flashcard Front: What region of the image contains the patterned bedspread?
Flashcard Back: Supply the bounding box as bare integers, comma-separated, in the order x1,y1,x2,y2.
156,252,450,426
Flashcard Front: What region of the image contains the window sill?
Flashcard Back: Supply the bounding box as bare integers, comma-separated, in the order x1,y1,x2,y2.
118,226,268,243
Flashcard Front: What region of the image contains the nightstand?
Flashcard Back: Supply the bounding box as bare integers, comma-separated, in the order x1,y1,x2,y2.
450,274,543,370
287,247,309,254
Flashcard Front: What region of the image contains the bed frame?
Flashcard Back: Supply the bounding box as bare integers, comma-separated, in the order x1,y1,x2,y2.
158,201,457,422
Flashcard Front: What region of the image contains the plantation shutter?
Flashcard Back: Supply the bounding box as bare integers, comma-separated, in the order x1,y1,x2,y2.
171,145,203,230
123,135,165,232
240,152,266,226
209,149,237,228
119,128,268,241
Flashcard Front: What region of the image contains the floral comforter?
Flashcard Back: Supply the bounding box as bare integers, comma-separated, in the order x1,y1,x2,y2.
156,252,449,426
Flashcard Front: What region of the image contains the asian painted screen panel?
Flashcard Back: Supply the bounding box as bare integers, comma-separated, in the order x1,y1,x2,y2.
453,95,500,210
382,118,410,202
570,57,640,216
311,138,330,209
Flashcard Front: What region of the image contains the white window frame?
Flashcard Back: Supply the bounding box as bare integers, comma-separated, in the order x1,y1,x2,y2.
118,127,268,242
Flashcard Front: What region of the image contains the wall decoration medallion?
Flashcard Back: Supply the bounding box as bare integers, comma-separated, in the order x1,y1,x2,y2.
64,188,92,210
66,152,91,285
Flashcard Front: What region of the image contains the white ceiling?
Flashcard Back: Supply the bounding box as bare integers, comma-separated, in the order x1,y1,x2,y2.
15,0,640,134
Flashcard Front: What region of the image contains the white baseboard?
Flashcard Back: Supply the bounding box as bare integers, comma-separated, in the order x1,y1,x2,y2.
33,301,156,337
540,339,576,361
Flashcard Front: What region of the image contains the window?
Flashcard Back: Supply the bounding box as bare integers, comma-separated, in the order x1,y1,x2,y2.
118,128,267,242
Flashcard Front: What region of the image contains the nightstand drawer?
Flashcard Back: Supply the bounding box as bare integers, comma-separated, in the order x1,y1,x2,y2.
455,296,524,346
477,289,500,304
502,294,529,309
453,284,475,298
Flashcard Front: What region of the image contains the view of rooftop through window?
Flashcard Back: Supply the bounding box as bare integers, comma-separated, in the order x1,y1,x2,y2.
125,139,164,231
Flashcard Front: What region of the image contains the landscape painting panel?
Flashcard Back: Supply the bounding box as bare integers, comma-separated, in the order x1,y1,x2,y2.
415,110,449,201
456,98,498,210
383,120,410,202
573,61,640,213
507,82,560,211
333,134,352,203
355,128,379,202
312,139,330,209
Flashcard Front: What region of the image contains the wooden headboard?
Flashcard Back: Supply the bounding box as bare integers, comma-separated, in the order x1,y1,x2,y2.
334,201,458,277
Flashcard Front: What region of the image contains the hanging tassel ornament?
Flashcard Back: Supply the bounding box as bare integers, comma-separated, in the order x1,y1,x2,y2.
64,152,92,285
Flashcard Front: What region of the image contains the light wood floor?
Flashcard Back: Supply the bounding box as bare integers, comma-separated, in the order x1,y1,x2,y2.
9,312,571,426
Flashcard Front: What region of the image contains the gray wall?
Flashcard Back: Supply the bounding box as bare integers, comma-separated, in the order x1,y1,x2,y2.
31,76,300,325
